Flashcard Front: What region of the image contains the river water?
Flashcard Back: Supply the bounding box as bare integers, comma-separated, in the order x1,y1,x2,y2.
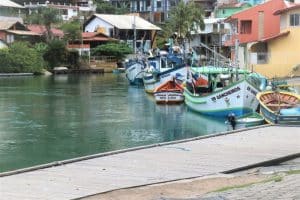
0,74,230,172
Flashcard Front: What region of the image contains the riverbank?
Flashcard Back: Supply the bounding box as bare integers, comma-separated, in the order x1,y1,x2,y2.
0,73,34,76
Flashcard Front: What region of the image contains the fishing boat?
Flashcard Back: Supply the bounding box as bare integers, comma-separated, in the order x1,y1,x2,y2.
125,59,145,85
184,66,266,117
154,79,184,104
143,51,187,93
257,91,300,125
235,112,265,126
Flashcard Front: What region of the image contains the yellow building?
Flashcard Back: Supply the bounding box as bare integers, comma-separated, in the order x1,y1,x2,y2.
250,5,300,78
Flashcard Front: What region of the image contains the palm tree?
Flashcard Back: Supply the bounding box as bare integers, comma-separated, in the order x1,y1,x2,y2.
41,8,60,42
165,0,205,46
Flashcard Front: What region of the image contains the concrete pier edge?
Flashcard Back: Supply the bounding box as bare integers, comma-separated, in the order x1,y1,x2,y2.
0,124,292,178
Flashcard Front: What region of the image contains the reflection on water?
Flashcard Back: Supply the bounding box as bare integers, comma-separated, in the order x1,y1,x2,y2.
0,74,230,172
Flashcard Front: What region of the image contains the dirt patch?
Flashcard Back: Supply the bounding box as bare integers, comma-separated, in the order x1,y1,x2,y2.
80,174,268,200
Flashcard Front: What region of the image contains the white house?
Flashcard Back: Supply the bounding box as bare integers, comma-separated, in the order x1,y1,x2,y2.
48,4,79,21
0,0,23,17
0,0,23,8
84,14,161,52
189,18,231,48
23,1,96,21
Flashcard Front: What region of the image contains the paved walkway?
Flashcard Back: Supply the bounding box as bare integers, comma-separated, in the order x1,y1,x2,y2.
0,126,300,200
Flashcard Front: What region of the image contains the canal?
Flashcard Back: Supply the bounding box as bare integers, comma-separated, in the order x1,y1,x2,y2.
0,74,231,172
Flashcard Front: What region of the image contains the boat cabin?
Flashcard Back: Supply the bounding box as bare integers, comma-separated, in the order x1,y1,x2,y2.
147,53,184,73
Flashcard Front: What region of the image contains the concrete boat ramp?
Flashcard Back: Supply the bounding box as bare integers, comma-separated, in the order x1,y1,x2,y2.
0,126,300,200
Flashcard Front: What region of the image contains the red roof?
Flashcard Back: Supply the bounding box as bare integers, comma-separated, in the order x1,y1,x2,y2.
82,32,108,38
82,32,115,41
27,25,64,37
259,31,290,42
274,4,300,15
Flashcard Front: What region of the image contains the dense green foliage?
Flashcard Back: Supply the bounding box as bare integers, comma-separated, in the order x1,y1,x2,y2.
25,8,44,25
43,40,67,69
92,42,132,60
66,50,80,69
94,0,129,14
25,8,61,42
0,42,44,73
61,20,82,43
164,0,205,44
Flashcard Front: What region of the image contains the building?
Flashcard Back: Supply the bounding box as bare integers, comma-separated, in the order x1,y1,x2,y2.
0,18,40,44
224,0,292,69
27,24,64,39
250,3,300,78
84,14,161,52
239,0,264,6
187,18,231,65
194,0,217,17
81,32,115,48
23,0,96,21
215,2,252,18
0,0,23,17
109,0,172,23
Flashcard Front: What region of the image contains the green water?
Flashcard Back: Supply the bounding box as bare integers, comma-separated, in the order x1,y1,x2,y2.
0,74,229,173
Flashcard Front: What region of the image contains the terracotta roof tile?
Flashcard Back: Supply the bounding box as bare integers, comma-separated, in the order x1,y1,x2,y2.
27,25,64,37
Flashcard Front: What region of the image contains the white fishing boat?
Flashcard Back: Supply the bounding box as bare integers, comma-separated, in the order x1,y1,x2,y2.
184,66,266,117
125,59,145,85
143,52,187,93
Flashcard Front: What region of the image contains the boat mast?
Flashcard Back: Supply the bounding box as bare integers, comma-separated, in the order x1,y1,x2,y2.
133,15,137,56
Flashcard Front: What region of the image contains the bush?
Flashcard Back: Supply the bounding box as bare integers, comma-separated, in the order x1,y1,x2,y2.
92,42,132,60
66,50,80,69
43,40,67,69
0,42,44,73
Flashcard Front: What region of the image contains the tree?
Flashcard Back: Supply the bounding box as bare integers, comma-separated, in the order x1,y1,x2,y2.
94,0,129,14
42,8,61,42
92,42,132,60
43,40,67,69
164,0,205,45
25,8,61,42
0,42,44,73
61,20,82,44
25,8,44,25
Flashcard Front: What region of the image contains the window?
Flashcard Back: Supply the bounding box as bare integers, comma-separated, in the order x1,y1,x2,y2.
213,23,218,32
290,13,300,26
240,20,252,34
62,9,68,15
109,28,114,37
157,1,161,8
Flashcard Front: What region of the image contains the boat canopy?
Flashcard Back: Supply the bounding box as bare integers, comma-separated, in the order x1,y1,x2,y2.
191,66,250,74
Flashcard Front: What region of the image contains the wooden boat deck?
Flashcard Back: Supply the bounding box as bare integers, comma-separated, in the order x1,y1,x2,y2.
0,126,300,200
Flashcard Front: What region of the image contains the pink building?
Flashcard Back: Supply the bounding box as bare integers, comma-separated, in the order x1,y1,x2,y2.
224,0,295,68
